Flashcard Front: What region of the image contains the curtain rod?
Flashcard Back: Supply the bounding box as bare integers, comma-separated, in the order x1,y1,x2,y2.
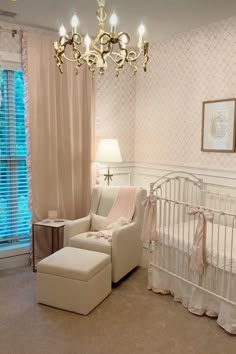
0,26,18,38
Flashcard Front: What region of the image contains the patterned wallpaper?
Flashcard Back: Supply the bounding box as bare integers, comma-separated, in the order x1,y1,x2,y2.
135,16,236,170
0,24,21,54
0,21,55,54
96,65,136,161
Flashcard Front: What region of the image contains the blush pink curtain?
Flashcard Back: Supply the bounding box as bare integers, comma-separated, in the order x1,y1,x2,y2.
22,32,95,223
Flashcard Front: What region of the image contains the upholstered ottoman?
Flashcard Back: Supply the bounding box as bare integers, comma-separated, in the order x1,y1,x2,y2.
36,247,111,315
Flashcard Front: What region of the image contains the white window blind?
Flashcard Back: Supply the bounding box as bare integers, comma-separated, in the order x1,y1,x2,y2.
0,69,31,247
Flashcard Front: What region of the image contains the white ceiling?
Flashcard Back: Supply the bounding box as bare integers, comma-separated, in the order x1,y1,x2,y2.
1,0,236,41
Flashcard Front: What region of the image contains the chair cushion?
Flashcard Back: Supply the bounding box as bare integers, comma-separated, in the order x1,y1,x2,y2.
91,213,106,231
37,247,111,281
69,232,112,255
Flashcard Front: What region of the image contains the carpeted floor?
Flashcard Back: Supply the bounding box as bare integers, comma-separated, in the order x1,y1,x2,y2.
0,267,235,354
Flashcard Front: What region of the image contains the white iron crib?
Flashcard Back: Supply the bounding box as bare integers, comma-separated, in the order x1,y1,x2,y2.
147,171,236,334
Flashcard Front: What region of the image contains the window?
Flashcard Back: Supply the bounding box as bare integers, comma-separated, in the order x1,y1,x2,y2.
0,69,31,248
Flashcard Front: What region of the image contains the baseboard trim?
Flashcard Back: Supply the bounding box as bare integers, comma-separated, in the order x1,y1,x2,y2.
0,253,30,271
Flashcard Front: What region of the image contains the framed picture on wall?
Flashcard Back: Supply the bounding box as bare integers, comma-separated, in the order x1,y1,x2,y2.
201,98,236,152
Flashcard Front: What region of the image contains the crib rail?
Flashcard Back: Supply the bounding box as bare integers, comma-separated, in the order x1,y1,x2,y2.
201,189,236,215
150,172,203,206
152,196,236,305
150,172,236,214
148,172,236,307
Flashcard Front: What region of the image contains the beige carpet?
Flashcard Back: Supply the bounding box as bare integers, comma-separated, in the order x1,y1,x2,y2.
0,267,235,354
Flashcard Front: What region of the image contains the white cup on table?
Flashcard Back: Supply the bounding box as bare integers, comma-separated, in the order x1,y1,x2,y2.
48,210,57,221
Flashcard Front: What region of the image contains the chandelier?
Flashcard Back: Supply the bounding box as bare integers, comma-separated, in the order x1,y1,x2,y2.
54,0,149,77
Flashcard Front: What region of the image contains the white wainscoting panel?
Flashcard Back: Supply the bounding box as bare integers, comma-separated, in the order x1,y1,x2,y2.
133,162,236,193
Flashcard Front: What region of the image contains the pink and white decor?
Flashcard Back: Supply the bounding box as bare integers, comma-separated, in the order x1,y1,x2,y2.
143,171,236,334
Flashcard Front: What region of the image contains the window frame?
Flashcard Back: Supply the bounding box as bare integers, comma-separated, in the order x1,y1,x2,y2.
0,54,31,257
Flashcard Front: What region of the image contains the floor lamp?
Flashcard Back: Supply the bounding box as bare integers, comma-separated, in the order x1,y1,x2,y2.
96,139,122,185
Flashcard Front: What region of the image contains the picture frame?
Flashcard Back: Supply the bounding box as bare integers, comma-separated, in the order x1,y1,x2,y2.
201,98,236,152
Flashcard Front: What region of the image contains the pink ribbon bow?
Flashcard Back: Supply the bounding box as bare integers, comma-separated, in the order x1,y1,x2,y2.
141,196,158,242
188,207,214,274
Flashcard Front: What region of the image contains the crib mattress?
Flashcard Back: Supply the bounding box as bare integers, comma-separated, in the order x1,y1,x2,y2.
160,220,236,274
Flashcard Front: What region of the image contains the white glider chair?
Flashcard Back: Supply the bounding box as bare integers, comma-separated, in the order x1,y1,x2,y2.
64,186,147,283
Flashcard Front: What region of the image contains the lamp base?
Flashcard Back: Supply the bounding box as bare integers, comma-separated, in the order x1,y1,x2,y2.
104,166,113,186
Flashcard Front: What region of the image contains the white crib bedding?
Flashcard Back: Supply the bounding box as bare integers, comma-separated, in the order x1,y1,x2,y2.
152,220,236,334
149,263,236,334
159,220,236,274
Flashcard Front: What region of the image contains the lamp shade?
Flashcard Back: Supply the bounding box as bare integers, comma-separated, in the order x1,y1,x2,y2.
96,139,122,163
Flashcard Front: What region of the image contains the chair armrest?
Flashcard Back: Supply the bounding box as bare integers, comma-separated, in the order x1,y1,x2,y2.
112,223,138,240
63,215,91,246
111,223,142,283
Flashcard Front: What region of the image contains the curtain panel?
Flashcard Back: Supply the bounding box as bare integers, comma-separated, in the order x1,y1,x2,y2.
22,32,95,224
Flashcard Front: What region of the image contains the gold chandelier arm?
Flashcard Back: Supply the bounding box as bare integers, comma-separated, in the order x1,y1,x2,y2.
99,31,130,65
61,47,81,63
117,39,128,61
62,55,78,62
108,53,125,67
80,50,99,61
71,33,82,45
129,61,138,75
99,32,112,46
127,48,142,62
143,41,149,72
117,32,130,46
53,0,150,76
54,41,65,73
91,31,112,60
105,46,142,76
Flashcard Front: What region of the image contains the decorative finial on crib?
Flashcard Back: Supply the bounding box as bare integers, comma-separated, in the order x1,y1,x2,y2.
150,182,155,197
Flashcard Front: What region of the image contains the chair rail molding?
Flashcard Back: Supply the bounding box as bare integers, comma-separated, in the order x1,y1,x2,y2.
97,161,236,189
133,161,236,189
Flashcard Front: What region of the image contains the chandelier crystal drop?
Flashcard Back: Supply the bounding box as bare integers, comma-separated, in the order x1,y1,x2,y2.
54,0,149,77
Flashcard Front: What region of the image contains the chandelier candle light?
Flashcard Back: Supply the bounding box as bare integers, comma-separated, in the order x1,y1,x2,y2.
54,0,149,77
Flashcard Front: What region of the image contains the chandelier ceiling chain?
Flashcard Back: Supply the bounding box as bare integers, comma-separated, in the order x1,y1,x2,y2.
54,0,149,77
